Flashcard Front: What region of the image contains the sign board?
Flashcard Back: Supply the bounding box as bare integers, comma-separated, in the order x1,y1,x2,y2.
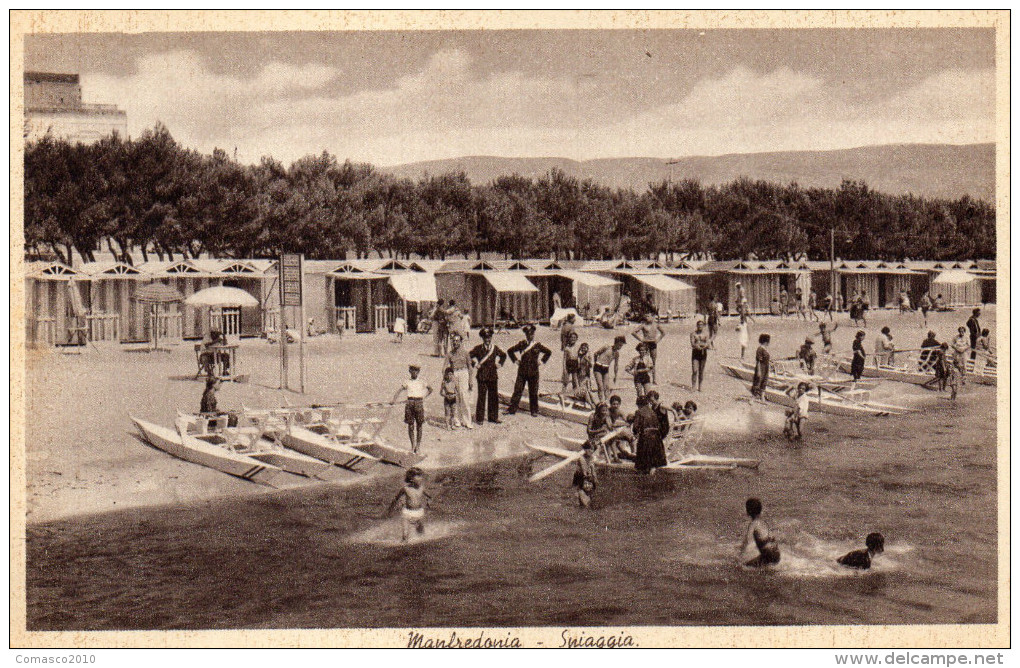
281,253,303,307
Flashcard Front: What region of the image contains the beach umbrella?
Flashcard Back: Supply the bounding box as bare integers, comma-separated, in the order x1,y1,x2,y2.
185,286,259,308
134,282,184,304
132,283,184,352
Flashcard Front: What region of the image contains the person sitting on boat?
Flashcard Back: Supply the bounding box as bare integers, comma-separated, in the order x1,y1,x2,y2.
200,376,221,415
874,326,895,367
918,331,941,371
632,390,669,474
740,497,781,568
572,441,599,508
606,394,636,460
837,532,885,570
783,381,811,441
798,338,817,375
586,401,612,455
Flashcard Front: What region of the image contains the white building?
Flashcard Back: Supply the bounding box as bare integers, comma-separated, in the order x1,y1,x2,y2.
24,71,127,144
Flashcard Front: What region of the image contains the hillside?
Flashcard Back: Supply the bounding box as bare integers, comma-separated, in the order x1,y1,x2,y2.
383,143,995,202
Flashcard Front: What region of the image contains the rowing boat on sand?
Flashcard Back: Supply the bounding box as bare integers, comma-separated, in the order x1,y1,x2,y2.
132,416,284,486
720,361,879,392
755,384,910,417
177,412,336,479
498,390,592,424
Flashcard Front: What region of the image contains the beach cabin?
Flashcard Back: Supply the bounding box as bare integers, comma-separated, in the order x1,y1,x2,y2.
832,261,922,309
930,270,983,307
435,260,541,326
138,260,219,340
550,268,621,319
583,260,696,318
973,260,997,304
25,261,80,346
328,259,438,333
661,260,713,312
699,260,812,315
77,261,149,343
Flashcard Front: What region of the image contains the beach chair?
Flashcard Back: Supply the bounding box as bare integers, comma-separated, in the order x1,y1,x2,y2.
667,416,706,461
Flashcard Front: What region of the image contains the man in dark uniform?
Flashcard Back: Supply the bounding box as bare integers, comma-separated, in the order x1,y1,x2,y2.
506,324,553,416
469,327,506,424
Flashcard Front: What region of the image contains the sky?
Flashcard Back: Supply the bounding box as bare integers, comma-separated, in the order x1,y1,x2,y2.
24,29,996,166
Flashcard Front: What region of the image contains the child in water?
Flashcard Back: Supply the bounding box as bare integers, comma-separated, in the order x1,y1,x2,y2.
440,367,459,430
783,381,811,441
740,498,781,567
572,441,599,508
837,532,885,570
387,467,431,542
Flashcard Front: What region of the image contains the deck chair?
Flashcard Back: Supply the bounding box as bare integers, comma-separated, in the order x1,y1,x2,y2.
667,416,706,461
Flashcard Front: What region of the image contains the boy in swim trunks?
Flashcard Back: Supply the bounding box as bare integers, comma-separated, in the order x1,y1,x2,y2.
606,394,636,460
837,532,885,570
740,498,780,567
388,467,430,542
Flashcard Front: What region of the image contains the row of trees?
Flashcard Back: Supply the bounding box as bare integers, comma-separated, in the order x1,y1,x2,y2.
25,125,997,265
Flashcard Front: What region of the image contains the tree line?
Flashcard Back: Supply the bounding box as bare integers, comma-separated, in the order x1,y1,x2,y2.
25,124,996,266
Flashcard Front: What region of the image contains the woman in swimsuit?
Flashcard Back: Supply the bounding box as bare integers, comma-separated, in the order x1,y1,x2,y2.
626,342,653,401
593,335,626,403
740,498,780,567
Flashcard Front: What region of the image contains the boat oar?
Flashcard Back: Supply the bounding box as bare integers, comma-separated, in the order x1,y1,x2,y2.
528,450,582,482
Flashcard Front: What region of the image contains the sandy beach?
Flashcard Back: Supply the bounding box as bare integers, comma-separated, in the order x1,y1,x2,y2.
24,306,995,524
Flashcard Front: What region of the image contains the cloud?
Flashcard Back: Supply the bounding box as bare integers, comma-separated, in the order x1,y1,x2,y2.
79,49,995,166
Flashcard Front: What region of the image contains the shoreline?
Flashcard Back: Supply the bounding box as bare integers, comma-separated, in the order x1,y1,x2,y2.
23,307,995,524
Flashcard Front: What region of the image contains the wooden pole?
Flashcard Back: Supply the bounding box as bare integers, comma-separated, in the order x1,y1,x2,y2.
298,255,306,394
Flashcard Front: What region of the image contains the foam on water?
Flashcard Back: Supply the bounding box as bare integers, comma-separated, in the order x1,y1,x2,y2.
346,519,468,547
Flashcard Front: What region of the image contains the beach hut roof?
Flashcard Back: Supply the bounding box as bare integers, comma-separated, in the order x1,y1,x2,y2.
629,273,694,292
482,272,539,293
555,270,620,287
25,261,79,280
932,270,978,285
388,273,438,303
138,259,209,276
78,261,143,276
328,262,385,279
301,259,348,274
408,260,446,273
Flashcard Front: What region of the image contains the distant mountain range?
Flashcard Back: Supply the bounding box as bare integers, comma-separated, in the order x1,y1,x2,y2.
383,143,995,202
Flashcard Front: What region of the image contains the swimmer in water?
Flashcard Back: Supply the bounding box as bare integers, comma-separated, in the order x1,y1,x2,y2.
740,498,781,568
387,467,431,542
837,532,885,570
572,441,599,508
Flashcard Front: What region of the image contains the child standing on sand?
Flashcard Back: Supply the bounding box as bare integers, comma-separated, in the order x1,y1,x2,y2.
783,382,810,441
440,368,459,430
392,365,433,453
388,467,430,542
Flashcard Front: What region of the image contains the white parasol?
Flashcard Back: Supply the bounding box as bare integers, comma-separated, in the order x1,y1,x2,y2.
185,286,260,308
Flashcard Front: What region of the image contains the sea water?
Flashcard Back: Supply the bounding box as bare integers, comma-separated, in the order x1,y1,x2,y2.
26,388,996,630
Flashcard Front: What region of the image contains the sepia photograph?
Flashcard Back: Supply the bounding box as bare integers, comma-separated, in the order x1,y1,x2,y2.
10,10,1009,650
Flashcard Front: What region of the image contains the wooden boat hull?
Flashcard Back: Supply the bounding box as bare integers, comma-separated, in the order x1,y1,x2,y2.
760,387,900,417
722,362,879,392
836,359,994,387
357,440,426,468
276,425,379,471
498,390,592,424
552,435,758,471
132,417,283,487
